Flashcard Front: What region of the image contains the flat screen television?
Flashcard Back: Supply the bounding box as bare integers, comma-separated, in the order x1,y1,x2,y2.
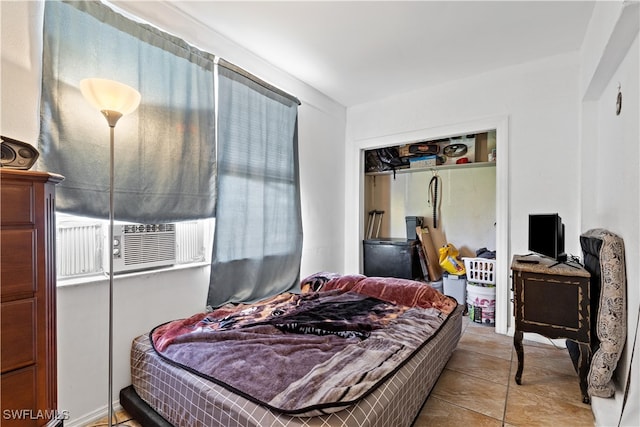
528,213,567,262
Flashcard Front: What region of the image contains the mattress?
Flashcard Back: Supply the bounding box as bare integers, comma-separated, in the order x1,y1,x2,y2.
129,304,463,427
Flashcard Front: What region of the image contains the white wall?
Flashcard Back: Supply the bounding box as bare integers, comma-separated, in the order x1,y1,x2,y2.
0,1,43,144
346,51,583,257
579,2,639,425
56,267,210,424
345,52,583,336
1,1,346,424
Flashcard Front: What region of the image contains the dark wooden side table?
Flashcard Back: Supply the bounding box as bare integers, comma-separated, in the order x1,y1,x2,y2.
511,254,591,403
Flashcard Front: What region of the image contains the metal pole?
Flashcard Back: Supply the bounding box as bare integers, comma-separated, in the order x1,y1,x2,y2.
108,124,115,427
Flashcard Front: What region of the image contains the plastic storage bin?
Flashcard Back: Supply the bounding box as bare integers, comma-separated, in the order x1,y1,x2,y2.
463,257,496,285
405,216,423,240
429,279,443,294
443,273,466,305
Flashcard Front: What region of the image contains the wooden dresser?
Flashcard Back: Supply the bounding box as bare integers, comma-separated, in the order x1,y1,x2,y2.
1,169,64,426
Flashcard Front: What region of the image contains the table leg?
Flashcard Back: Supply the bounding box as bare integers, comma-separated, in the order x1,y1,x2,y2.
577,343,591,404
514,330,524,385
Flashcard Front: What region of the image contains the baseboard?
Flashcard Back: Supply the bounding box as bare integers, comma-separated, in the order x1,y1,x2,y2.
63,401,122,427
506,326,567,348
592,386,625,426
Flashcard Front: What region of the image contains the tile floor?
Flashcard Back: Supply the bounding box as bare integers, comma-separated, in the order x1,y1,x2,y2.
86,411,140,427
413,317,595,426
88,317,595,427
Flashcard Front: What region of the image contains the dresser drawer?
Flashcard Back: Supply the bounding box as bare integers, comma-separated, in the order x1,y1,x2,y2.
0,181,34,225
0,230,37,300
1,366,38,427
1,299,36,373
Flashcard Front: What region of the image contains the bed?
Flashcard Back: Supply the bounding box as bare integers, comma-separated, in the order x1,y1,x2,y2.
120,272,463,426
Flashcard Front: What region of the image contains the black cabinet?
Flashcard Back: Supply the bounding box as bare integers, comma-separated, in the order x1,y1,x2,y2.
511,255,591,403
363,239,422,280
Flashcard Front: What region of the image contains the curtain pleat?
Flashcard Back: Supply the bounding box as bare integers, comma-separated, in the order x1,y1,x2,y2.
207,65,302,307
39,0,216,222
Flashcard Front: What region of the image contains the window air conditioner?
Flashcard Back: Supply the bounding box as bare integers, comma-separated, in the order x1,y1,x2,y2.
111,223,176,273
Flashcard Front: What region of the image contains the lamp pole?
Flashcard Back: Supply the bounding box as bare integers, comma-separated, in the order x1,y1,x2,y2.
80,79,139,427
106,117,117,427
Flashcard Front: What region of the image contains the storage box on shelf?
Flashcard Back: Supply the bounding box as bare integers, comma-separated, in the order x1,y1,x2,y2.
409,155,436,169
364,131,496,176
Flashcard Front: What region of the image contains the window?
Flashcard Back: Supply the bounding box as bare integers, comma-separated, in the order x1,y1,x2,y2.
42,1,217,283
207,62,301,307
56,213,213,280
42,2,301,304
40,0,216,224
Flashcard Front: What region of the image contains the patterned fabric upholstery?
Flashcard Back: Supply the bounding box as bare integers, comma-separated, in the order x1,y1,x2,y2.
580,229,627,398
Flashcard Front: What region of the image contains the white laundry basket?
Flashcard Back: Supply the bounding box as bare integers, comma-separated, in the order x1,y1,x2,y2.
463,257,496,285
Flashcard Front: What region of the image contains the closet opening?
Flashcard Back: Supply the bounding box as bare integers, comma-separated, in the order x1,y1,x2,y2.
349,116,510,334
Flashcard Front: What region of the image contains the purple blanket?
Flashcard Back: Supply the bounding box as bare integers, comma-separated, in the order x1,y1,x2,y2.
151,289,451,415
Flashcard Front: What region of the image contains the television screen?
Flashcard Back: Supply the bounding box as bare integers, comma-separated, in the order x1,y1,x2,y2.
528,214,566,261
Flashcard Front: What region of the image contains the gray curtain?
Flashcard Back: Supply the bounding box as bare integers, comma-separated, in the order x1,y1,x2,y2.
207,61,302,308
39,0,216,222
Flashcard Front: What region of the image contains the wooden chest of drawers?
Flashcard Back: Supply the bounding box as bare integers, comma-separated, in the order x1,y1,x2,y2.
1,169,63,426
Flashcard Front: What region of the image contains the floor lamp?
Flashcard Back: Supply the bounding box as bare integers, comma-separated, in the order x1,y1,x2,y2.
80,78,141,427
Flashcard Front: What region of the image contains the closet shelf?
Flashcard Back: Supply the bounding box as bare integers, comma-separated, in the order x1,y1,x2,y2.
365,161,496,176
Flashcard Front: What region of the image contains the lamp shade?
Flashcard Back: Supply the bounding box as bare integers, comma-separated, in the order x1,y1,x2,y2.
80,78,141,115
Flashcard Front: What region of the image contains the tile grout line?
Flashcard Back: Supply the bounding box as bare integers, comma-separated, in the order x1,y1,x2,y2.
430,395,504,425
502,336,515,426
458,319,509,426
467,321,514,426
456,319,595,426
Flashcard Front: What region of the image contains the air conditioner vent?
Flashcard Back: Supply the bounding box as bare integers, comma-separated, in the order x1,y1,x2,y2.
57,222,104,277
113,223,176,273
123,233,176,265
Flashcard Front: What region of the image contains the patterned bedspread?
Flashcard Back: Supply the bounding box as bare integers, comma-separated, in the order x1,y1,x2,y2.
150,274,457,416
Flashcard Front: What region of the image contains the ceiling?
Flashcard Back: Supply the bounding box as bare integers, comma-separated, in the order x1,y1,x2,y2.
167,1,595,107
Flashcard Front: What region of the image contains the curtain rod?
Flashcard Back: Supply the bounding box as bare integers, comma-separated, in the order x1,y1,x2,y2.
78,1,299,105
71,0,216,69
218,59,301,106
